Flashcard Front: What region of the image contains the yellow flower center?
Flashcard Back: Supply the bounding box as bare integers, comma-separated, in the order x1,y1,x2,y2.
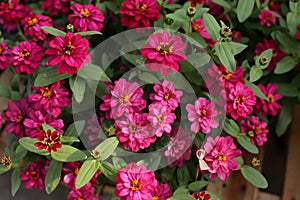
28,17,38,26
63,41,75,56
16,114,24,123
74,168,80,176
30,170,39,179
267,93,274,103
201,109,207,116
255,125,262,135
192,23,201,31
19,48,30,58
131,179,141,191
135,3,147,11
152,196,159,200
118,94,130,103
80,8,90,17
236,96,245,104
164,93,170,100
76,198,84,200
157,114,166,123
272,48,278,58
221,69,233,81
129,124,139,134
0,155,11,167
156,42,173,56
0,47,3,55
217,152,227,161
42,87,53,99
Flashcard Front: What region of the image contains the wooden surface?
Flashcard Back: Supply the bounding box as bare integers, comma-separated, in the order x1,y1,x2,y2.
282,104,300,200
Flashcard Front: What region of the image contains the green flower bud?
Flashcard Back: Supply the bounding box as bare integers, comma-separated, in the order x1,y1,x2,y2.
165,17,174,25
66,24,75,33
187,7,196,17
220,26,232,38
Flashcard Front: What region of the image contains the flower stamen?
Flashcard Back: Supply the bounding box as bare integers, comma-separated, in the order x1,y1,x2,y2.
130,179,141,191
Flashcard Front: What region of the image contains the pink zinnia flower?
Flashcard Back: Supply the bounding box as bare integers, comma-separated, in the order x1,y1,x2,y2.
100,78,146,119
192,191,211,200
255,39,286,71
67,184,98,200
115,163,158,200
255,83,282,116
0,42,11,70
12,41,43,74
46,32,89,75
120,0,161,30
29,81,71,117
151,184,172,200
203,136,242,180
226,82,256,120
4,98,31,138
20,160,49,190
22,13,53,42
241,116,269,146
0,0,29,32
68,3,104,32
62,162,100,190
232,30,242,42
192,18,211,39
259,10,276,27
141,32,186,76
189,0,205,7
115,113,156,152
23,110,64,138
34,130,62,153
41,0,70,15
148,103,176,137
164,127,193,168
149,80,183,111
186,97,219,134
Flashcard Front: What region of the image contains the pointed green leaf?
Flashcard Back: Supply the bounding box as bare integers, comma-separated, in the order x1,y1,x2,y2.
188,180,209,192
237,135,259,154
73,77,86,103
0,83,10,98
223,118,240,137
0,165,11,175
75,31,102,36
168,194,194,200
287,12,300,35
250,66,263,82
45,159,62,194
19,137,50,156
276,83,298,97
34,67,72,86
241,166,268,189
274,56,298,74
78,63,111,82
245,81,268,100
60,136,80,143
215,42,236,72
11,169,21,196
64,120,86,137
41,26,66,36
177,165,189,186
236,0,255,22
51,145,87,162
99,161,118,181
42,123,56,132
94,137,119,161
229,42,248,55
276,100,293,136
76,158,100,189
203,13,221,40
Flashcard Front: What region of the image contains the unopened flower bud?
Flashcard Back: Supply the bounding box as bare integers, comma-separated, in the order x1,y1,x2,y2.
91,150,101,159
66,24,75,32
251,157,261,167
259,56,268,65
291,0,298,3
1,155,11,167
220,26,232,38
165,17,174,25
187,7,196,17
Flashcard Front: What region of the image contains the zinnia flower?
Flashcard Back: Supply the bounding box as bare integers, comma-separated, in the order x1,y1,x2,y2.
68,3,104,32
186,97,219,134
241,116,269,146
0,42,11,70
46,32,89,75
151,184,172,200
115,113,156,152
148,103,176,137
4,98,31,138
22,13,53,42
149,80,183,111
120,0,161,30
259,10,276,27
12,41,43,74
100,78,146,119
67,184,98,200
115,163,158,200
34,130,62,153
23,110,64,138
41,0,70,15
226,82,256,120
0,0,29,32
192,191,211,200
255,39,286,71
141,32,186,76
20,160,49,190
192,18,211,39
203,136,242,180
255,83,282,116
28,81,71,117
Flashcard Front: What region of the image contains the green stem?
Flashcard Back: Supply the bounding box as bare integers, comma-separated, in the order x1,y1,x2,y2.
16,24,27,41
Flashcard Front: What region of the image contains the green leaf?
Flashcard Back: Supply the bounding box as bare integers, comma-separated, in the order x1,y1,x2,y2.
19,137,50,156
34,67,72,86
177,165,190,186
290,1,300,14
10,74,21,91
139,73,159,83
235,156,244,170
10,91,22,101
166,9,189,23
229,42,247,55
255,49,273,69
75,31,102,36
241,166,268,189
245,81,268,100
203,13,221,40
215,42,236,72
236,0,255,22
11,145,27,163
223,118,240,137
173,186,190,195
205,191,220,200
99,161,118,181
163,3,182,10
78,63,111,82
276,83,298,97
0,165,11,175
136,153,161,171
64,120,86,137
0,83,10,98
45,159,62,194
168,194,195,200
60,136,80,143
112,157,127,169
250,65,263,82
122,53,145,66
237,135,259,154
51,145,87,162
273,32,299,54
41,26,66,36
213,0,231,11
274,56,298,74
276,100,293,136
11,169,21,196
94,137,119,161
76,158,100,189
42,123,56,132
188,180,209,192
73,77,86,103
287,12,300,35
